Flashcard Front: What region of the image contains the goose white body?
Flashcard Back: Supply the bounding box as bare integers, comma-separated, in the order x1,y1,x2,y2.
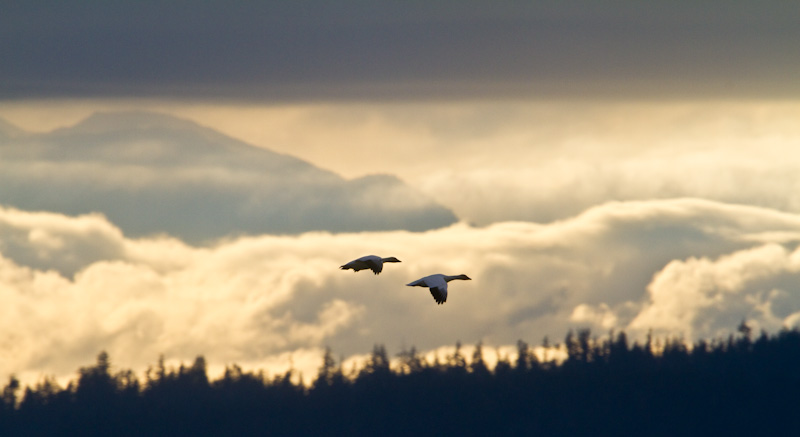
406,273,471,304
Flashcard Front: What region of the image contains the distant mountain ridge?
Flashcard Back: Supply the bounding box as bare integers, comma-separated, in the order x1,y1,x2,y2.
0,117,28,138
0,111,457,243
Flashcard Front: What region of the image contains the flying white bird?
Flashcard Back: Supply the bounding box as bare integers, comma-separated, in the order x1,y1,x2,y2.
406,274,471,305
340,255,401,275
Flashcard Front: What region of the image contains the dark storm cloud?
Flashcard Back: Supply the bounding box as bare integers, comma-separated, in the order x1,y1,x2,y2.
2,1,799,100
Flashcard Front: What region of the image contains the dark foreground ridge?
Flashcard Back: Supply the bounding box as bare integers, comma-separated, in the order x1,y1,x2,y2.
2,326,800,436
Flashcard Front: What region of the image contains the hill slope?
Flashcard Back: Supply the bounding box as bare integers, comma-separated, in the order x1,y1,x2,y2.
0,111,456,243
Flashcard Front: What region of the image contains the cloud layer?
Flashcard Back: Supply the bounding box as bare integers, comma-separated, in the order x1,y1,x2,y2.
161,101,800,227
3,198,800,386
4,101,800,233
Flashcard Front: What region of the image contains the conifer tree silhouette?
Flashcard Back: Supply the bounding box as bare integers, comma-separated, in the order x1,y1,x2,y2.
3,327,800,436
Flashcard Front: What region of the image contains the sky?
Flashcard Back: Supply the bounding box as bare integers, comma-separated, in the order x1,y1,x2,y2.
3,1,800,100
2,1,800,386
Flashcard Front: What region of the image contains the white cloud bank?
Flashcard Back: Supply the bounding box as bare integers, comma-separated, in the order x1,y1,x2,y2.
630,243,800,339
3,197,800,386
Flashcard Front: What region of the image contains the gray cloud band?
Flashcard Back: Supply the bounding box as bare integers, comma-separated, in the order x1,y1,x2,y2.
2,2,799,100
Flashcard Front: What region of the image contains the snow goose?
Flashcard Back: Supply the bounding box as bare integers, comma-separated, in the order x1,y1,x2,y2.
340,255,401,275
406,274,471,305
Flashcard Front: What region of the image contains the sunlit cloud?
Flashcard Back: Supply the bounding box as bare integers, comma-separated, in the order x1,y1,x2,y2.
4,197,800,387
3,100,800,231
60,100,800,227
628,243,800,340
5,2,800,402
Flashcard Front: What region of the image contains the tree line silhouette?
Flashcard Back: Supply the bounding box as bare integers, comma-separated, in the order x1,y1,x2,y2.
2,324,800,436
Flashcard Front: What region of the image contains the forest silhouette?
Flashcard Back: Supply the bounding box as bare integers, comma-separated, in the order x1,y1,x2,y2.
2,325,799,436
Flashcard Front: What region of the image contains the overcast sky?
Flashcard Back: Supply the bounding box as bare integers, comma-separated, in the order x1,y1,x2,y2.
3,1,800,100
2,2,800,387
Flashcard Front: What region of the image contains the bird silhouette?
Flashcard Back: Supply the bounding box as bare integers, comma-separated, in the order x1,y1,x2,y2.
340,255,401,275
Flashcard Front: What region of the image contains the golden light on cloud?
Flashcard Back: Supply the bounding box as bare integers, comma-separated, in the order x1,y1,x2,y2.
4,196,800,387
5,4,800,429
4,98,800,389
5,98,800,226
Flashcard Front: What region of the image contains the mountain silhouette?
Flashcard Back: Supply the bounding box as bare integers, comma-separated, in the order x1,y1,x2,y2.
0,118,27,138
0,111,457,243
